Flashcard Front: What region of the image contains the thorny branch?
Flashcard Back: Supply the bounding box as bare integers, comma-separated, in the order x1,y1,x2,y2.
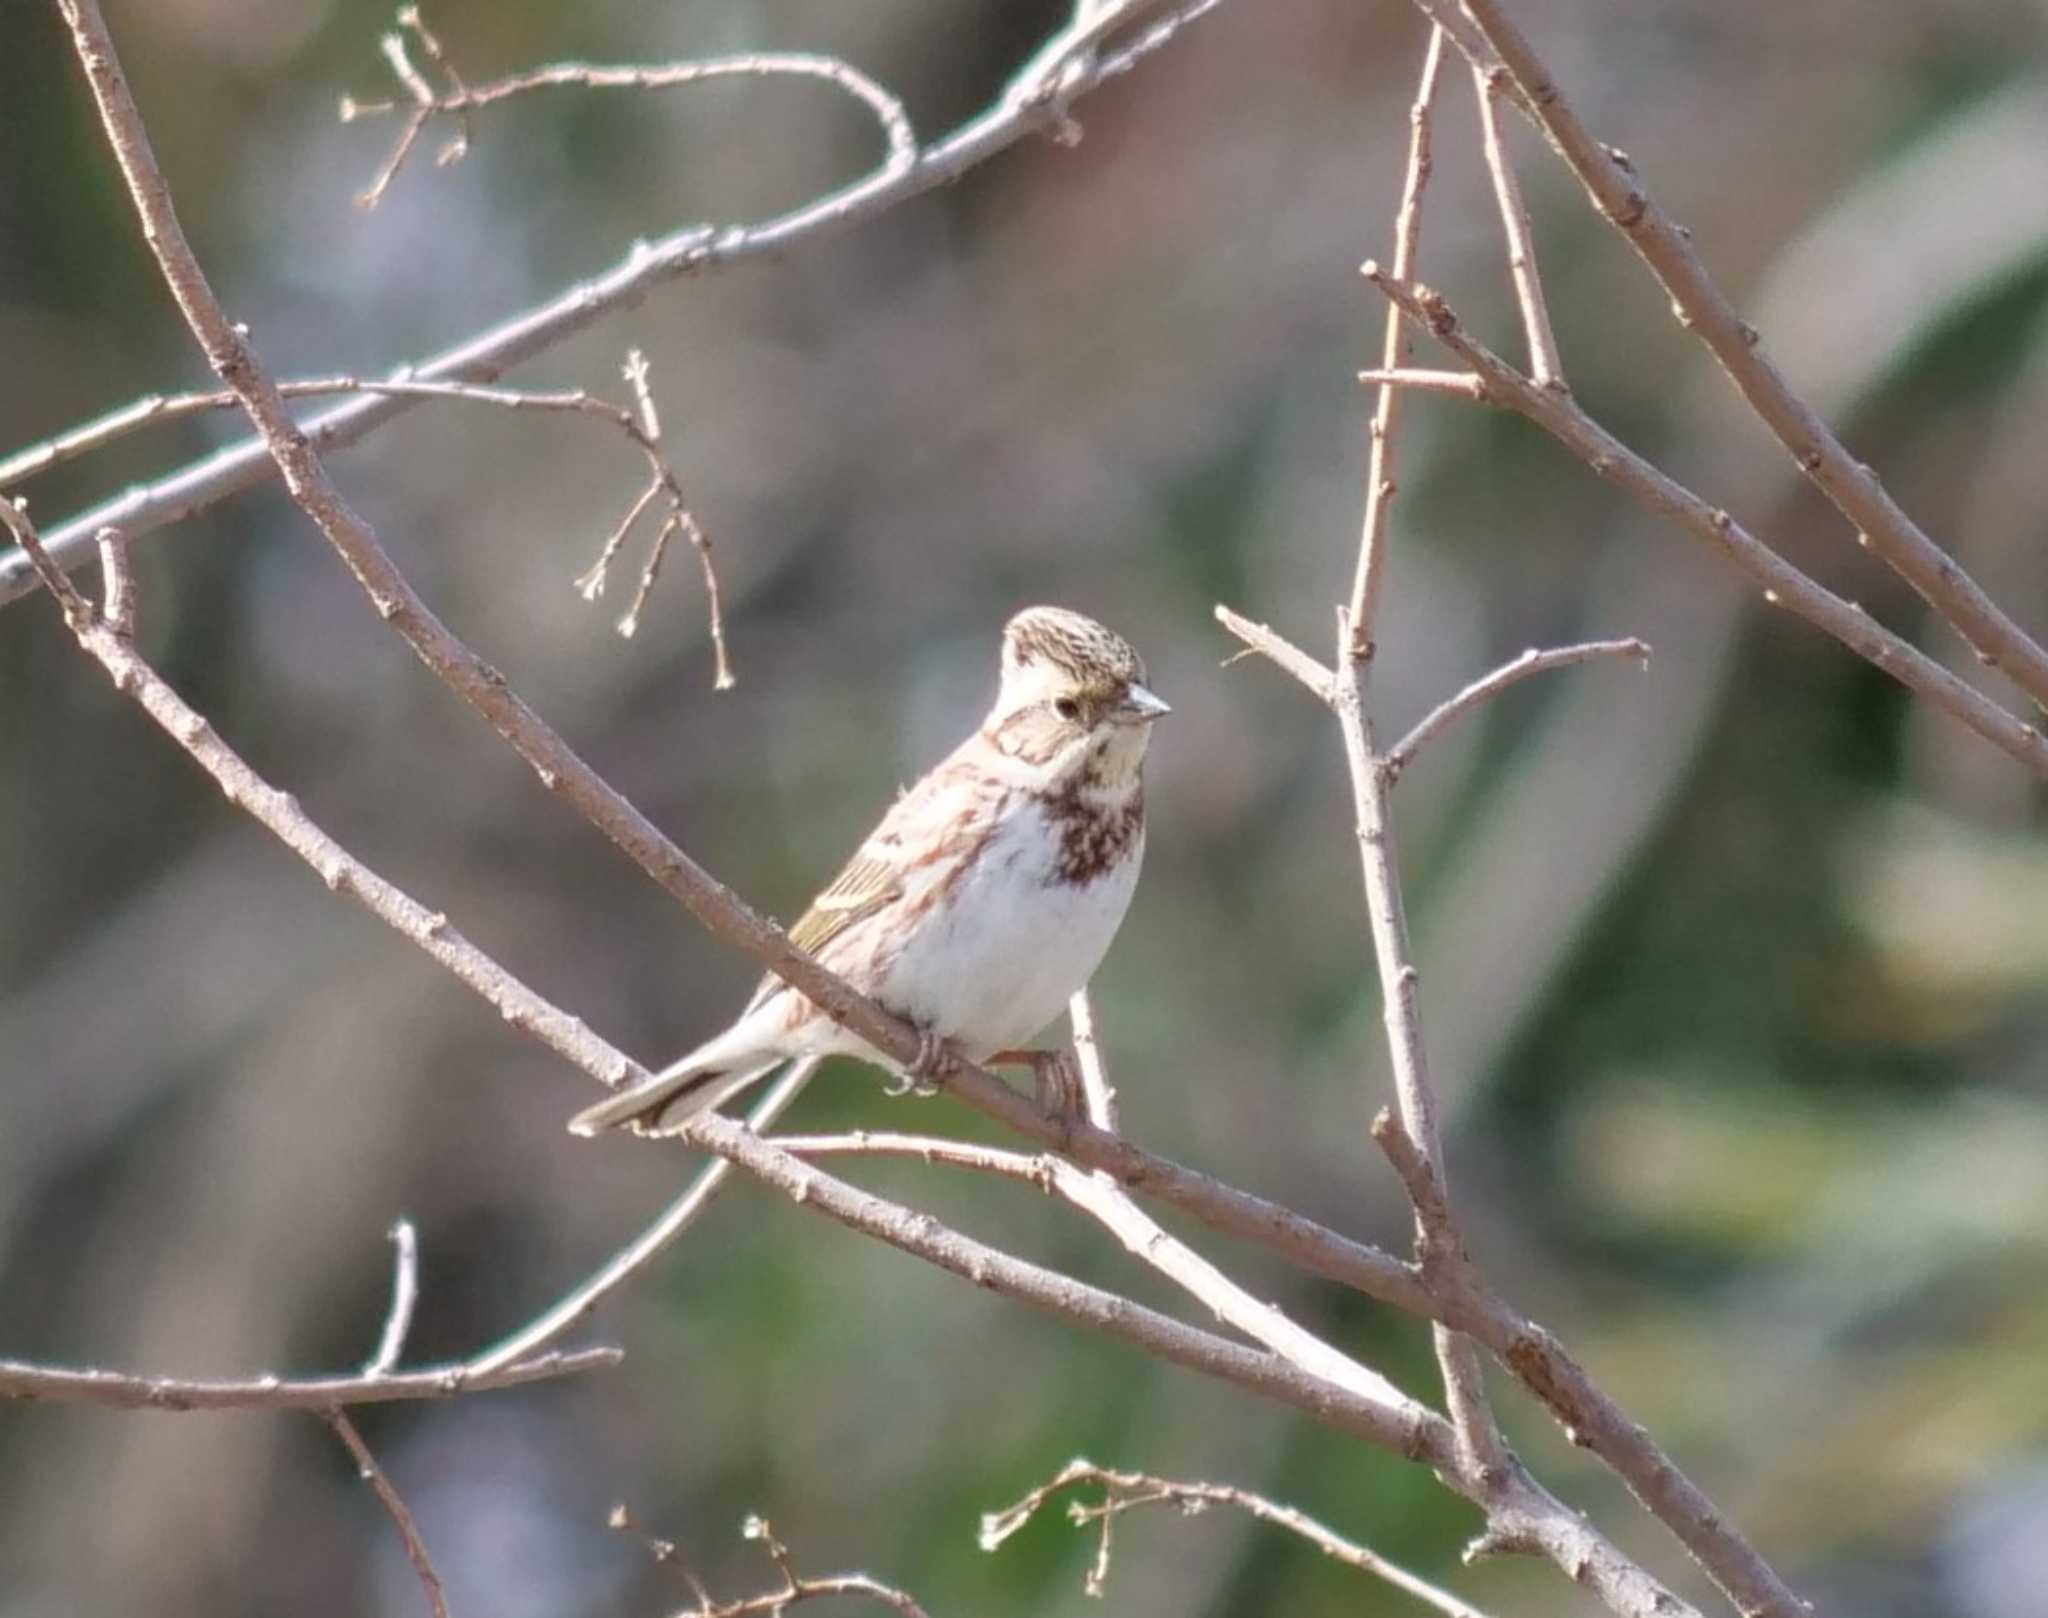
981,1458,1494,1618
0,0,1230,606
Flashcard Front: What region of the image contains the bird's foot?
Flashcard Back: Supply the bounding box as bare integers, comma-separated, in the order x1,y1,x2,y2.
883,1027,950,1099
990,1047,1087,1129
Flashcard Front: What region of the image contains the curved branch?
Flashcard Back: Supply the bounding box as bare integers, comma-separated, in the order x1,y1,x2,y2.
0,0,1230,608
1385,638,1651,780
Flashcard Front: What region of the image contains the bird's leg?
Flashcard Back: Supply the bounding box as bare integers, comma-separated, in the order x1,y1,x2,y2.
988,1047,1087,1127
883,1025,951,1098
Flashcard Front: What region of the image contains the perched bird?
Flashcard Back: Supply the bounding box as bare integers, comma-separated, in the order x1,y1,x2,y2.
568,606,1168,1137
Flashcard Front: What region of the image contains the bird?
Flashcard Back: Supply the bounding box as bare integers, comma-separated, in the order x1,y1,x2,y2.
568,605,1168,1137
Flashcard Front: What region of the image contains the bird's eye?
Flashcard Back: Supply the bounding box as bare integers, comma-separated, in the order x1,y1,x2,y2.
1053,697,1081,722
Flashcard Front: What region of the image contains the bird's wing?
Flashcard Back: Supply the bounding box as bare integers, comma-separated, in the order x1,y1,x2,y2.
742,747,992,1012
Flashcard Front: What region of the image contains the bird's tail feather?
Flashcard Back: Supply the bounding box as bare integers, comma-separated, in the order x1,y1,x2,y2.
567,1056,782,1137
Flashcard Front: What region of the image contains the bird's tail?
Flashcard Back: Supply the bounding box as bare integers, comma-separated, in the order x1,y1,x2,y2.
566,1054,782,1137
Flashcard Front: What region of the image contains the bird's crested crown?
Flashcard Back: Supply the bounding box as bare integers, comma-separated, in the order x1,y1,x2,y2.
1001,606,1146,697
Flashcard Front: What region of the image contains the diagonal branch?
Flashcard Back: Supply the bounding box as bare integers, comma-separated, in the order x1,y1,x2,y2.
1,0,1231,609
327,1410,451,1618
1360,265,2048,776
1347,23,1447,657
1469,59,1561,388
1451,0,2048,717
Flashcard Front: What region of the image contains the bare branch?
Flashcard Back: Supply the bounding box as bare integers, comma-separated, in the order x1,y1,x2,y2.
1347,26,1447,657
366,1219,421,1378
1067,986,1120,1136
1355,366,1488,400
1360,264,2048,775
0,1348,617,1412
326,1410,451,1618
347,12,917,210
1213,604,1336,702
609,1505,935,1618
466,1058,823,1377
1454,0,2048,717
2,0,1229,607
1470,63,1561,388
983,1457,1496,1618
4,366,732,679
1385,638,1651,780
1330,610,1510,1485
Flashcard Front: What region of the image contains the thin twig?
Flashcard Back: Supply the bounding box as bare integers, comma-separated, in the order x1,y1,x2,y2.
466,1058,822,1377
610,1507,934,1618
1067,987,1120,1137
348,16,917,210
1355,366,1488,400
1385,638,1651,780
1347,25,1447,658
326,1410,451,1618
1453,0,2048,719
0,1349,617,1411
1212,605,1336,703
1470,61,1561,387
367,1219,421,1378
1359,264,2048,775
1331,607,1510,1488
4,368,730,675
982,1458,1496,1618
2,0,1228,607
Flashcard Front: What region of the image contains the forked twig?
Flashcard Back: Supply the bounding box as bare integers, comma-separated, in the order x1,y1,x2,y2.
607,1505,934,1618
1358,264,2048,775
2,364,732,679
3,0,1229,609
1452,0,2048,719
345,6,916,211
982,1457,1494,1618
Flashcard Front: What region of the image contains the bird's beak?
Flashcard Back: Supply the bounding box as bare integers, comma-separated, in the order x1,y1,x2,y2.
1117,683,1171,723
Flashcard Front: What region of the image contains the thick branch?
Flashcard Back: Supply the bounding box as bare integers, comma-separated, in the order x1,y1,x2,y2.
1360,265,2048,776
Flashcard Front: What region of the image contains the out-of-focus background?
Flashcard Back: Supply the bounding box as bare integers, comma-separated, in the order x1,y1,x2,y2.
4,1,2048,1614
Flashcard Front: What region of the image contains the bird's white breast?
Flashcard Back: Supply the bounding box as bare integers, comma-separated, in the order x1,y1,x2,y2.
876,790,1143,1057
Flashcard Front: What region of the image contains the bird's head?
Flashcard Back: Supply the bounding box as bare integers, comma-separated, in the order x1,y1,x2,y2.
985,606,1168,788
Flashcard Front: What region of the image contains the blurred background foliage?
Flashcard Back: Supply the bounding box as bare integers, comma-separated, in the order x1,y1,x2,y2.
3,2,2048,1615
